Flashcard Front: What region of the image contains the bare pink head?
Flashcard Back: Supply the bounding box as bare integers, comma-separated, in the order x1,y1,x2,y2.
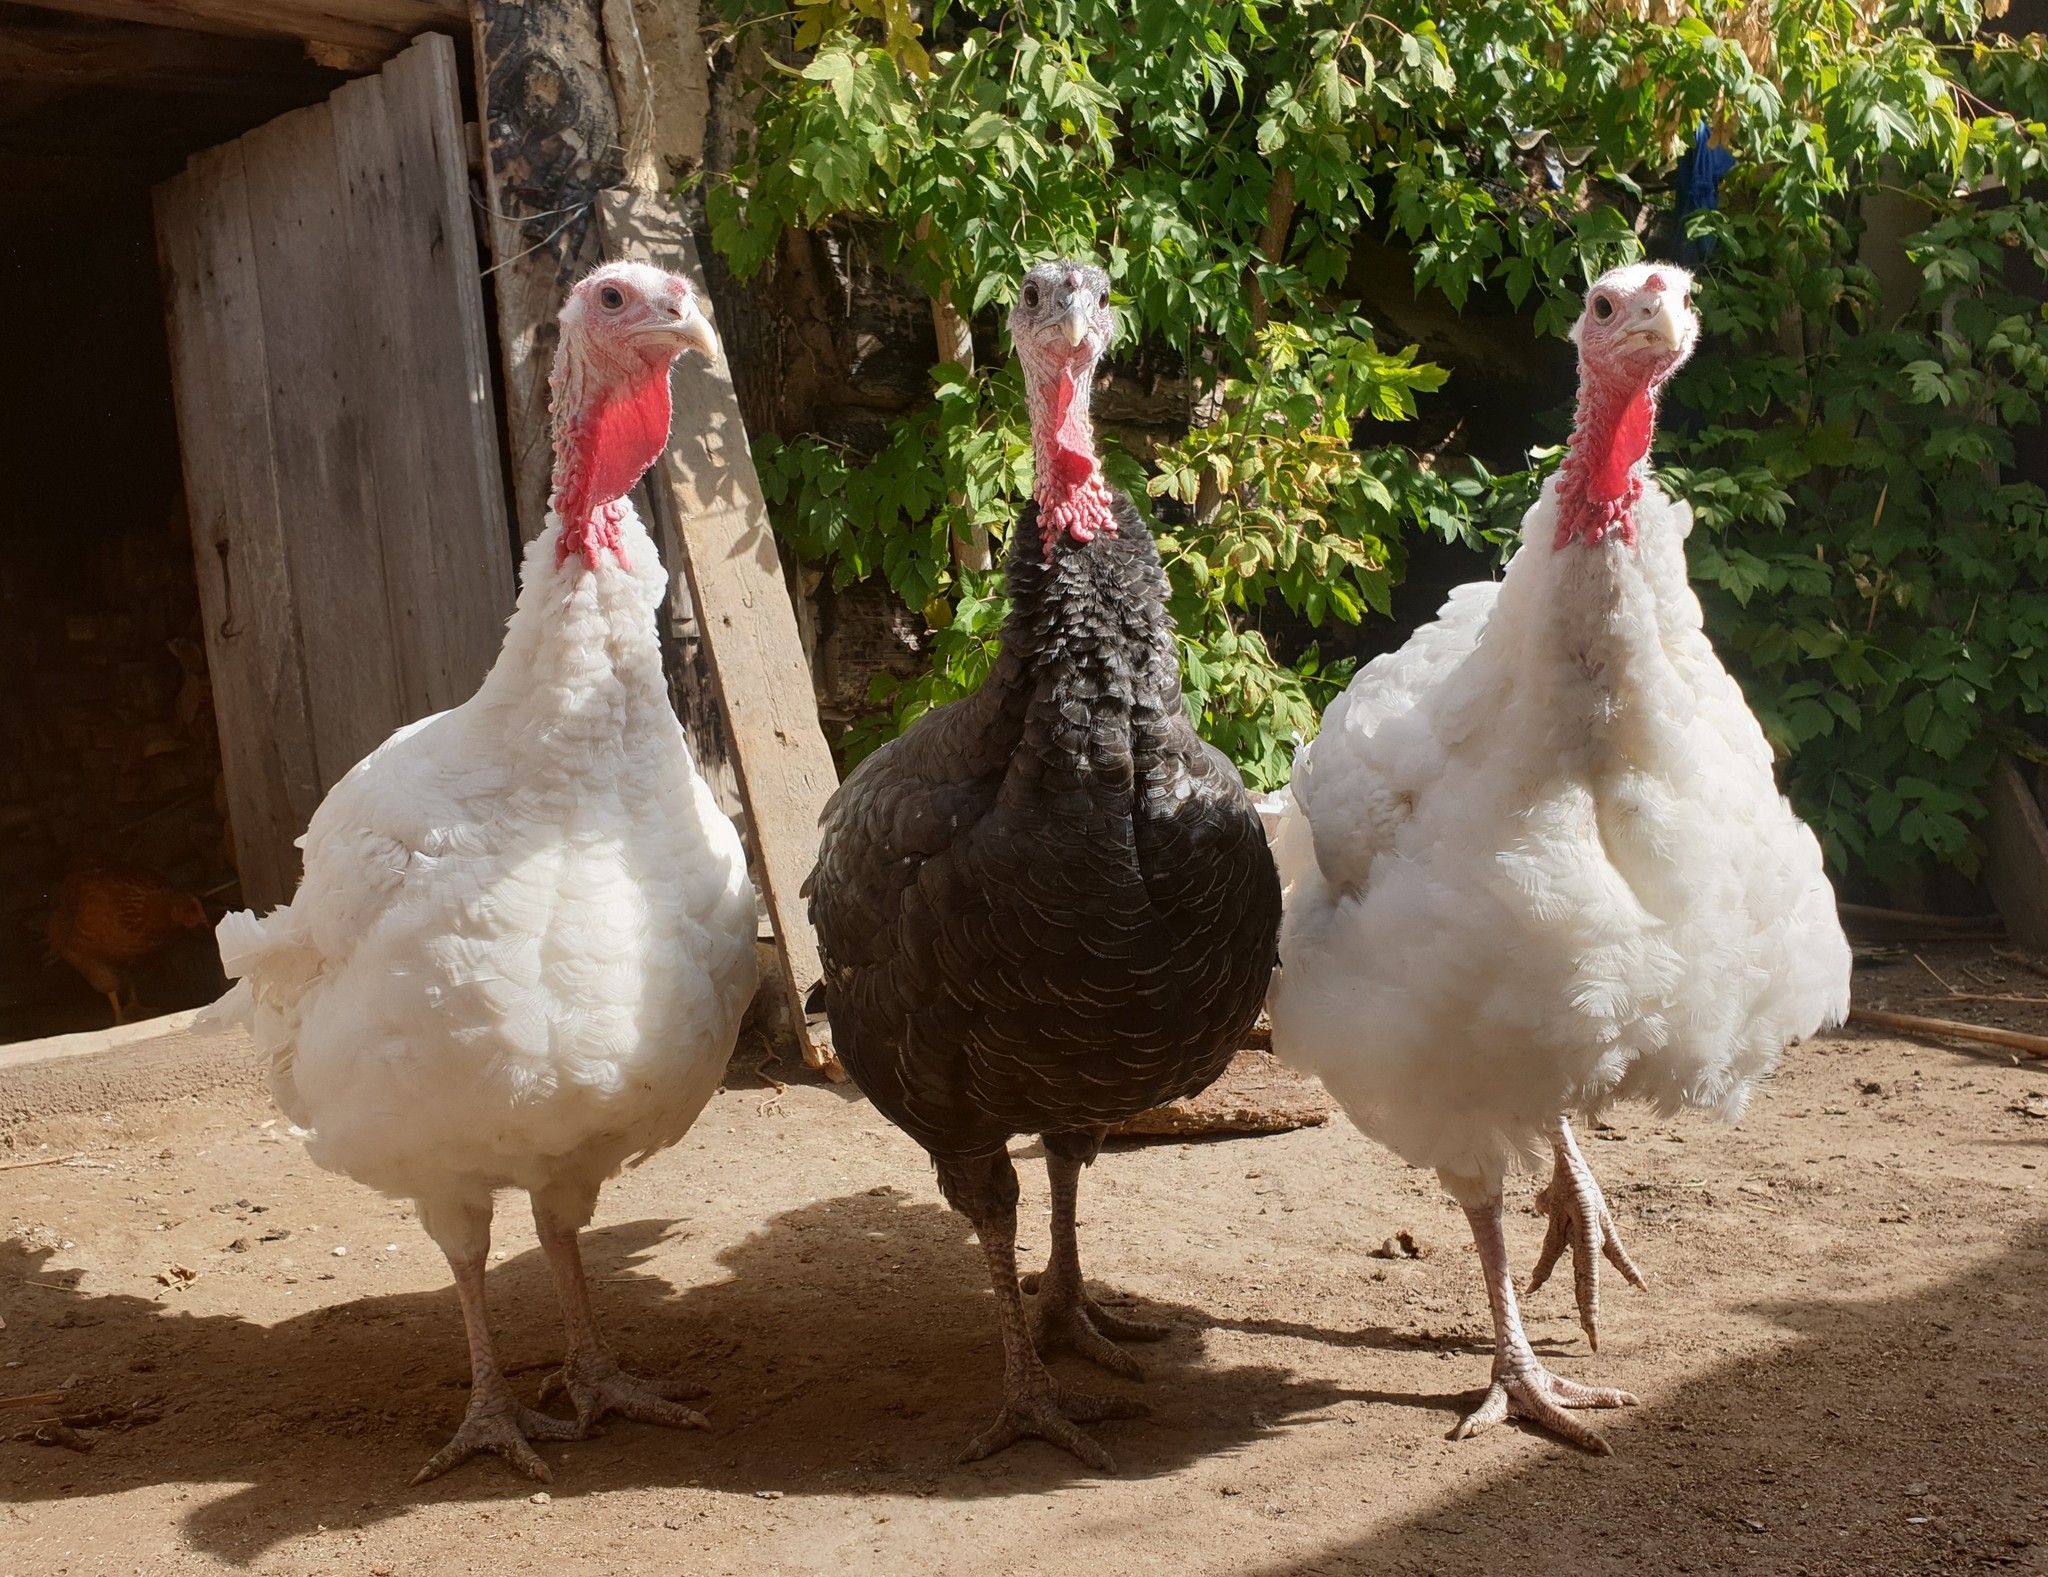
1555,262,1699,550
1010,259,1117,560
549,262,719,570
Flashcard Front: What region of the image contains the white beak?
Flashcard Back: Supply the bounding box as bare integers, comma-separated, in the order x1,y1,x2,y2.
1634,294,1690,353
675,295,720,364
1062,306,1091,347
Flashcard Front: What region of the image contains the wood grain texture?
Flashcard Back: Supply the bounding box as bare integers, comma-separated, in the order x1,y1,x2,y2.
598,190,845,1075
155,34,512,906
23,0,462,54
467,0,624,542
329,38,516,721
238,88,411,786
154,145,321,909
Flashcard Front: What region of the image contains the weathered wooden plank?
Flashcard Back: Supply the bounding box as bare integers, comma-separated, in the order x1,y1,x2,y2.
0,14,345,94
25,0,461,55
467,0,624,542
1985,758,2048,951
329,35,515,719
238,92,411,789
598,190,845,1076
634,476,743,823
154,146,322,909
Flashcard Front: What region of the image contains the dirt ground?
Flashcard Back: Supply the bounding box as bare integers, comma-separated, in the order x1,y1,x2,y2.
3,942,2046,1577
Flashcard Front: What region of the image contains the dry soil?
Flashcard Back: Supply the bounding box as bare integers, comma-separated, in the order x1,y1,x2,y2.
3,942,2046,1576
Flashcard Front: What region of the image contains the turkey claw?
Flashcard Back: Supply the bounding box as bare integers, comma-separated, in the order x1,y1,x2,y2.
958,1387,1143,1472
541,1353,709,1436
1079,1297,1170,1344
1528,1118,1647,1350
1451,1362,1637,1455
1030,1286,1169,1378
411,1400,581,1486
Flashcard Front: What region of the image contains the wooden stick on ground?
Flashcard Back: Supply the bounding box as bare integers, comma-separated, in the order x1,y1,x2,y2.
0,1392,70,1411
1993,946,2048,982
1849,1006,2048,1060
0,1153,80,1172
1838,903,2006,939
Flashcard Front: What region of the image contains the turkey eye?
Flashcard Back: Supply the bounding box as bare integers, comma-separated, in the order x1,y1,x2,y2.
1591,294,1615,321
599,285,625,310
1022,283,1040,308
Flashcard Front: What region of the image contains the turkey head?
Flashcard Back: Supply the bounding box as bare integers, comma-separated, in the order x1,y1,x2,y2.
549,262,719,569
1011,258,1117,559
1556,262,1698,550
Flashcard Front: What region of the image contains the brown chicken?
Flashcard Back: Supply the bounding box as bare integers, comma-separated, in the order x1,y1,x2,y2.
47,854,209,1023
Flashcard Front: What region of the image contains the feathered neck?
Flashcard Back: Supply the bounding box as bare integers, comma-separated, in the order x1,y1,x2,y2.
1003,495,1170,662
1023,356,1118,560
1553,373,1661,551
997,493,1182,781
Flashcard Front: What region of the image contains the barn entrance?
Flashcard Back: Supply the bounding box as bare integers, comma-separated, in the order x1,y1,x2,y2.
0,8,510,1042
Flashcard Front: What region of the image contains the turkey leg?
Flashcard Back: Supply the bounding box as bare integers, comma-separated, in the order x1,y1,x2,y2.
532,1191,710,1436
1028,1137,1169,1378
413,1247,581,1485
1453,1195,1637,1454
1526,1115,1648,1349
943,1151,1145,1473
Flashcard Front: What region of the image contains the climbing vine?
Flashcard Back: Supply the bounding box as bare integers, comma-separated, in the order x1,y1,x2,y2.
706,0,2048,888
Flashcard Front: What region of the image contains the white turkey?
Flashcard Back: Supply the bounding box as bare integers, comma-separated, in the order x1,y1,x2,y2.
1268,262,1850,1451
210,263,758,1483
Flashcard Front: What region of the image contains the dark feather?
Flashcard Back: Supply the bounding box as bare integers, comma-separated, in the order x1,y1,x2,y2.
806,493,1282,1161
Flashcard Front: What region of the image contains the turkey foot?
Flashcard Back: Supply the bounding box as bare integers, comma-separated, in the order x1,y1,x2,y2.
1526,1115,1648,1350
540,1350,710,1436
953,1161,1143,1474
1027,1150,1171,1379
533,1199,710,1438
1452,1359,1640,1456
1030,1283,1167,1378
960,1382,1148,1473
1454,1196,1636,1454
413,1248,581,1485
413,1396,582,1486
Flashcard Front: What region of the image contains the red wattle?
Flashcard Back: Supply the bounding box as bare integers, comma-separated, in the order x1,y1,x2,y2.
1049,365,1077,437
1555,386,1655,549
1588,388,1654,502
1049,442,1096,492
555,365,673,569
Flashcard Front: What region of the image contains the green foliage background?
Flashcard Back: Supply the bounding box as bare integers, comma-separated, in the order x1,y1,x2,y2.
703,0,2048,887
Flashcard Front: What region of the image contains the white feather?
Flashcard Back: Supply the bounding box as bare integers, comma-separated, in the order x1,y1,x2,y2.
209,503,758,1216
1269,476,1851,1202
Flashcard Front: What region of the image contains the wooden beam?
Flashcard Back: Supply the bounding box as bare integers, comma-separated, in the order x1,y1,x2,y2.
0,12,344,92
467,0,623,543
597,190,848,1080
14,0,461,56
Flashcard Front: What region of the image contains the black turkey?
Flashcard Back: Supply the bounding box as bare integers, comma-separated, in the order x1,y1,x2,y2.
805,258,1282,1470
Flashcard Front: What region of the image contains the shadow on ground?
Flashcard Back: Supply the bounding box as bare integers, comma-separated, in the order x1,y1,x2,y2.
4,1186,1351,1563
1246,1217,2048,1577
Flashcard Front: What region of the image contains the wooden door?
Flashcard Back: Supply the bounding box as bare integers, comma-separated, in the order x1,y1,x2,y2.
155,33,514,910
